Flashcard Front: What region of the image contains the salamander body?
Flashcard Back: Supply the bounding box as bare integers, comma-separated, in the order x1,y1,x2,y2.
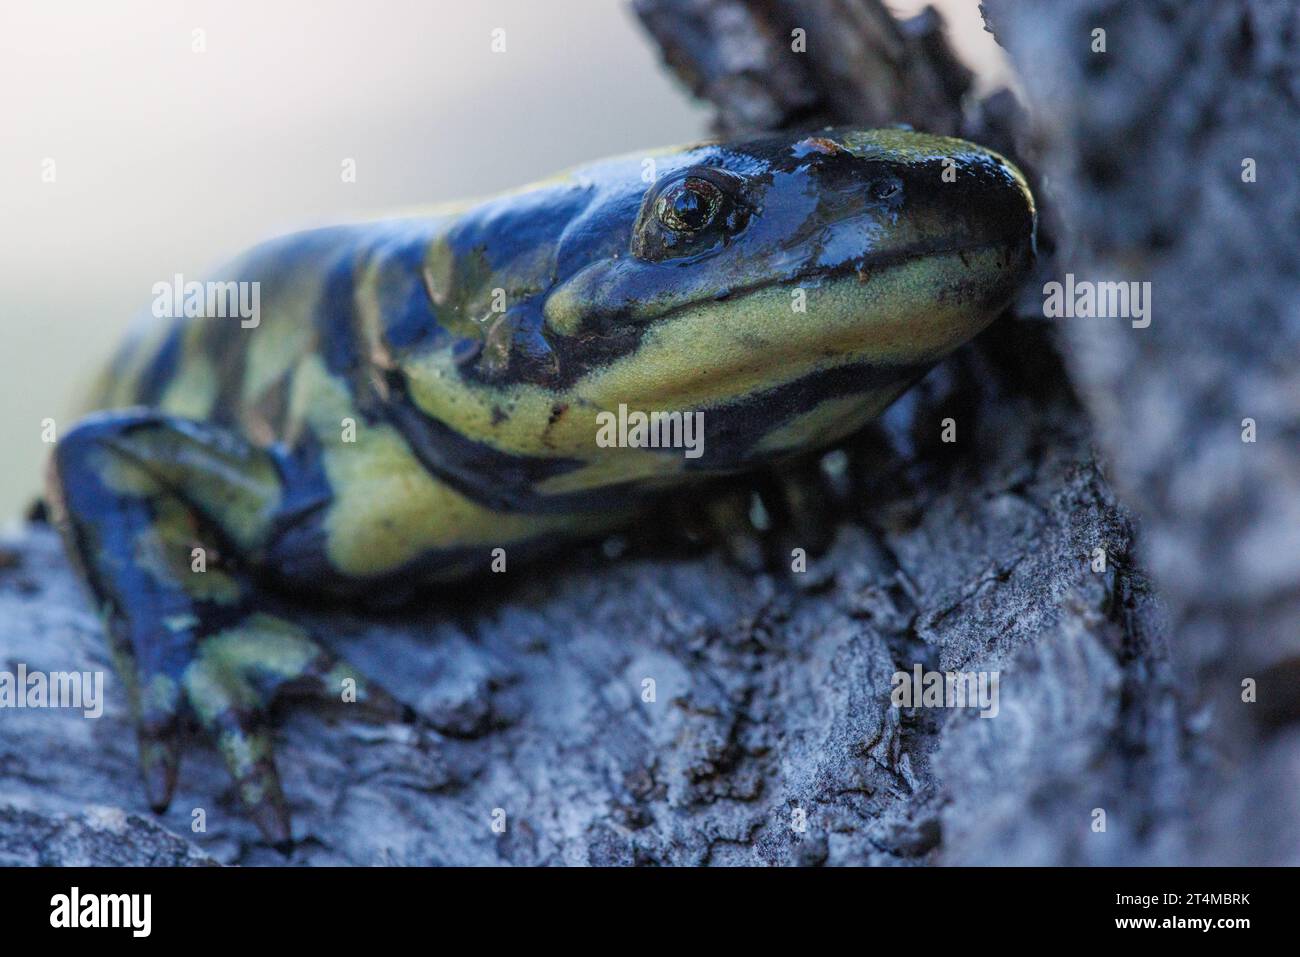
49,127,1035,843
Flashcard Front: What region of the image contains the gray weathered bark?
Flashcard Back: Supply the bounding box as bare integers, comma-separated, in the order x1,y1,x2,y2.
1,0,1295,865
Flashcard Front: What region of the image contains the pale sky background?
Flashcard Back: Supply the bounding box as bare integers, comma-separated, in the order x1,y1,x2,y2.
0,0,1008,521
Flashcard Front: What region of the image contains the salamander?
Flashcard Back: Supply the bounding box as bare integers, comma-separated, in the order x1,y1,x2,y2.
47,127,1035,845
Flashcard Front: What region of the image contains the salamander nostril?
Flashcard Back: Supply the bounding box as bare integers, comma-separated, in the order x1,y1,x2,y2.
868,177,901,201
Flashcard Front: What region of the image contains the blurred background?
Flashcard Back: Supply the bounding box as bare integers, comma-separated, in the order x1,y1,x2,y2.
0,0,1007,521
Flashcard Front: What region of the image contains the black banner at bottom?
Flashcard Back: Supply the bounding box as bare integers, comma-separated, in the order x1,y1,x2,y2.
0,865,1272,942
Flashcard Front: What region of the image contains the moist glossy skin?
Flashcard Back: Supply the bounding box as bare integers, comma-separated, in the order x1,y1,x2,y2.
50,127,1035,844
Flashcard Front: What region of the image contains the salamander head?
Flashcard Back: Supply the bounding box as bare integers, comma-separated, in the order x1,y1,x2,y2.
394,127,1034,483
547,128,1034,461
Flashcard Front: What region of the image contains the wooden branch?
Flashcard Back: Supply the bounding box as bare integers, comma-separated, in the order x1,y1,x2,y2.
633,0,970,134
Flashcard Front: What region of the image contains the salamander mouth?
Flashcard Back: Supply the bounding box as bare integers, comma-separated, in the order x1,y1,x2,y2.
544,234,1033,391
650,234,1033,327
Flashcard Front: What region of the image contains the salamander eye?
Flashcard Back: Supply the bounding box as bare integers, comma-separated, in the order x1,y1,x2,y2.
632,167,750,262
655,178,724,232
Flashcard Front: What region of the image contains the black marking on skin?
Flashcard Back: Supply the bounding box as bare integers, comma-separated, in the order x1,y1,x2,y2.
374,367,707,515
269,429,335,536
686,359,932,469
133,323,183,407
251,418,611,600
261,430,348,592
388,351,929,514
317,249,366,379
201,308,254,429
370,228,457,358
477,301,561,384
451,336,483,366
263,512,590,601
210,351,251,429
382,265,444,351
530,320,649,390
374,370,602,513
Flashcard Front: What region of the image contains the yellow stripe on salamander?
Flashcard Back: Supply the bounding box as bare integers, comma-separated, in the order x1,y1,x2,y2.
287,355,625,577
396,249,1005,476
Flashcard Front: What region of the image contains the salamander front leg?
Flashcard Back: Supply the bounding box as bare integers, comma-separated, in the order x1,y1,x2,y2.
48,410,407,847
